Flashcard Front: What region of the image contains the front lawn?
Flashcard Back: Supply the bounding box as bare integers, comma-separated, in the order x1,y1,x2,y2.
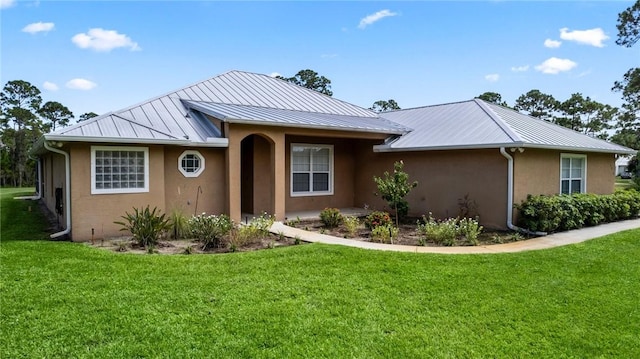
2,188,639,357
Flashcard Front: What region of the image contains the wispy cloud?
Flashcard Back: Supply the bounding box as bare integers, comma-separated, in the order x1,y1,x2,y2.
0,0,15,9
559,27,609,47
72,28,140,52
544,39,561,48
66,78,97,90
485,74,500,82
22,21,54,34
511,65,529,72
535,57,577,74
42,81,59,91
358,9,398,29
321,53,338,59
269,72,281,78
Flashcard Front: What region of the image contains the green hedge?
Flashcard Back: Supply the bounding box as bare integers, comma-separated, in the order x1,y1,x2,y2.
517,189,640,233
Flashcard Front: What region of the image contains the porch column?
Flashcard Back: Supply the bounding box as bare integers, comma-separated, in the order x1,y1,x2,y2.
272,133,286,220
226,136,242,223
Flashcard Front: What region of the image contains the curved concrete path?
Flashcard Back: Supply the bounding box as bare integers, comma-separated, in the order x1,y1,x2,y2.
270,218,640,254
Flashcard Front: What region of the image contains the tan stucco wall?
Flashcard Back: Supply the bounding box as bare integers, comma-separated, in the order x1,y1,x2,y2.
284,136,357,213
163,147,226,217
68,143,166,241
354,146,509,230
513,149,617,205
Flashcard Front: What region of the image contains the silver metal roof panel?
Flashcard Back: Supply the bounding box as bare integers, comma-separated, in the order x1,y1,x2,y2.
183,100,409,135
377,99,635,154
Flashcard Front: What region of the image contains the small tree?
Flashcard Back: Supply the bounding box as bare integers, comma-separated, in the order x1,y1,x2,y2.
373,160,418,226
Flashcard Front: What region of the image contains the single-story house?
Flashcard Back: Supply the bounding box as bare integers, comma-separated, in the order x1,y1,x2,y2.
615,156,632,176
31,70,636,241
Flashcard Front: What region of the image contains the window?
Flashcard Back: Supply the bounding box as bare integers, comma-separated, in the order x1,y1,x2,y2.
560,154,586,194
291,144,333,196
91,146,149,194
178,150,205,177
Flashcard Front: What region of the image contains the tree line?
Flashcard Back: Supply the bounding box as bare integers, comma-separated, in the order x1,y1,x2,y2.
2,1,637,187
0,80,97,187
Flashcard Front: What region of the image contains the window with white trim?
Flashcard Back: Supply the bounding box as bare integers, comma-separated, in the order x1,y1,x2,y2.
91,146,149,194
560,154,586,194
291,144,333,196
178,150,205,177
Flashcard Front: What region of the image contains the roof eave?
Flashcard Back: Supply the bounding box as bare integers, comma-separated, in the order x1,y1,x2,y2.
38,134,229,148
374,142,636,154
223,117,407,135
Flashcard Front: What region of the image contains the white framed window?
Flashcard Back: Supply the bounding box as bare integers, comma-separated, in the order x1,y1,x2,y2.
560,154,586,194
178,150,205,177
291,144,333,196
91,146,149,194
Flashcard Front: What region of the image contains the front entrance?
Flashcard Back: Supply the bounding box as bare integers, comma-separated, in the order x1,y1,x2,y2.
240,134,275,216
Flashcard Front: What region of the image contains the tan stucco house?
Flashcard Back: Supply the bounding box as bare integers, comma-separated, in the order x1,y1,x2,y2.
31,71,636,241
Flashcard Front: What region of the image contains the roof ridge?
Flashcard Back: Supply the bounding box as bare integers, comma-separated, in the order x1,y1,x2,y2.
474,99,523,143
382,99,477,113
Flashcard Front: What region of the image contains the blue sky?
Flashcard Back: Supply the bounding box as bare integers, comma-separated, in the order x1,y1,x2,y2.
1,0,637,119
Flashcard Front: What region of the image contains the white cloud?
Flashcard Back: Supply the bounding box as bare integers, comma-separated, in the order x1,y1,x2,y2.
535,57,577,74
544,39,561,48
321,53,338,59
72,28,140,52
66,78,97,90
42,81,59,91
511,65,529,72
559,27,609,47
358,9,398,29
485,74,500,82
22,21,54,34
269,72,281,78
0,0,15,9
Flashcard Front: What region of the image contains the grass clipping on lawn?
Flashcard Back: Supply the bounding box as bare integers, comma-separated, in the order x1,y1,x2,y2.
2,188,640,358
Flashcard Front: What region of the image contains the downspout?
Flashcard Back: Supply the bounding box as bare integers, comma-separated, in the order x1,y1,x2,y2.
44,142,71,239
499,147,547,236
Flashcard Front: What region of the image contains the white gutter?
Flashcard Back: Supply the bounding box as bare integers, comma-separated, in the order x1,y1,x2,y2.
44,142,71,239
499,147,547,236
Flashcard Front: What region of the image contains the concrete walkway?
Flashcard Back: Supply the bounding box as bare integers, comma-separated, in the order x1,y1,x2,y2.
270,218,640,254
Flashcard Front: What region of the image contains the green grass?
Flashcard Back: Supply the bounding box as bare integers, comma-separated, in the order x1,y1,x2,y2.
2,188,640,358
615,178,635,190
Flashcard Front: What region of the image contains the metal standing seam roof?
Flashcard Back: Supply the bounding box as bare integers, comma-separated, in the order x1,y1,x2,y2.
182,100,410,135
41,70,381,146
376,99,636,154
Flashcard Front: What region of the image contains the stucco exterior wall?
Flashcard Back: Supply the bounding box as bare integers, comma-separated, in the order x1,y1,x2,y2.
163,147,226,217
354,146,509,230
68,143,166,241
513,149,616,206
284,136,357,213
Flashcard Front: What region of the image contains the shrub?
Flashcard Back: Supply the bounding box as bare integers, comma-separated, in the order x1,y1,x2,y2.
364,211,392,230
343,216,360,238
458,217,483,246
227,213,274,251
188,213,234,249
418,216,458,246
114,205,171,248
168,207,189,240
517,190,640,233
373,160,418,226
319,208,343,228
371,224,399,244
416,214,482,246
